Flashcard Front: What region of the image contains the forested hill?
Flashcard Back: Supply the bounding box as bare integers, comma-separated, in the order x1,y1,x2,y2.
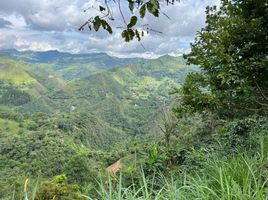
0,49,144,80
0,50,197,197
0,1,267,199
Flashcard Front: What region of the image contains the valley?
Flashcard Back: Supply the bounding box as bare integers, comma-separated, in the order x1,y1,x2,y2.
0,50,197,197
0,1,267,199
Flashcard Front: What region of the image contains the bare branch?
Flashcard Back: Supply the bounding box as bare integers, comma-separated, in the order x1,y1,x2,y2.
118,0,127,25
255,100,268,107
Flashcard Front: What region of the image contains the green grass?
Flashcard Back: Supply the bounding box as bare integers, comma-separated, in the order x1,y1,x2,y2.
83,154,267,200
0,57,36,85
14,151,267,200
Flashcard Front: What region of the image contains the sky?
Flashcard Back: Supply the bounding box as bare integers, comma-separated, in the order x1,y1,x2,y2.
0,0,219,58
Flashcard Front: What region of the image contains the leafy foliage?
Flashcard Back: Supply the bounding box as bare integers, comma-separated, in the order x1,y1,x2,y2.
0,52,195,199
180,0,268,115
1,2,268,197
79,0,179,42
35,175,85,200
64,154,98,186
0,88,31,106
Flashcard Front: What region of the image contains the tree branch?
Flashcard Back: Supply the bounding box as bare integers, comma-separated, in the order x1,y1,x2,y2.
253,75,268,101
159,125,167,134
255,100,268,107
118,0,127,25
223,102,262,112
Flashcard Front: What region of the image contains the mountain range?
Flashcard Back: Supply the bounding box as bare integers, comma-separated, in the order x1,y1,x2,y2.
0,49,197,194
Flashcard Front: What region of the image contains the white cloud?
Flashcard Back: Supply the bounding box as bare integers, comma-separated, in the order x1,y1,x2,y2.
0,0,220,57
2,14,27,28
0,18,12,28
0,30,54,51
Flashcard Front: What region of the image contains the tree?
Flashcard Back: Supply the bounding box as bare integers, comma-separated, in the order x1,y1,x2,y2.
64,154,97,185
79,0,179,42
0,89,31,106
178,0,268,116
159,107,178,146
36,174,85,200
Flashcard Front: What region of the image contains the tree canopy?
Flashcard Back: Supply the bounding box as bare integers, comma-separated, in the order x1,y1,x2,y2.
80,0,268,115
178,0,268,116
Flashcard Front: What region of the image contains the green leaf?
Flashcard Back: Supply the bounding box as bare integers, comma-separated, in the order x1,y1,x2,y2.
147,0,159,17
128,0,134,13
122,30,130,42
140,4,146,18
99,6,106,11
150,0,160,9
93,16,112,34
127,16,138,29
93,16,101,31
105,24,112,34
122,29,135,42
128,29,135,40
100,20,113,34
135,29,141,41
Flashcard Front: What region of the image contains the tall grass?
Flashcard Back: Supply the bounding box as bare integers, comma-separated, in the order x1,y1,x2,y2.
83,155,267,200
7,140,268,200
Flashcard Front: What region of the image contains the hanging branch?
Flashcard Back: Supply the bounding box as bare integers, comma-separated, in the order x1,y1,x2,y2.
79,0,178,42
118,0,127,25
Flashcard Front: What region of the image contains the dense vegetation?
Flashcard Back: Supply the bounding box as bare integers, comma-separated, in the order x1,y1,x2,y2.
0,51,197,199
0,0,267,199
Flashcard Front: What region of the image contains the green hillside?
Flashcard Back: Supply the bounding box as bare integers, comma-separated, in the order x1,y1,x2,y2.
0,53,196,139
0,42,266,200
0,52,197,198
61,56,196,135
0,57,37,85
0,49,144,80
0,1,267,199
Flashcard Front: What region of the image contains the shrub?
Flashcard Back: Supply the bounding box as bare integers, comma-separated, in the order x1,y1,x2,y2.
35,175,85,200
0,89,31,106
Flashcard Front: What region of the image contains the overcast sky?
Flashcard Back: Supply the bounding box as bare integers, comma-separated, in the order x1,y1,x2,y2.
0,0,219,58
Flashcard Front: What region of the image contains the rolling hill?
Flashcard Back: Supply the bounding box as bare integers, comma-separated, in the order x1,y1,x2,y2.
0,49,144,80
0,50,197,197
